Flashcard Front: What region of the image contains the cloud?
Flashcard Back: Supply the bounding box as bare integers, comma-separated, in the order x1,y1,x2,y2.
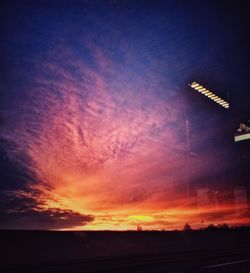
1,41,190,205
0,189,94,230
0,208,94,230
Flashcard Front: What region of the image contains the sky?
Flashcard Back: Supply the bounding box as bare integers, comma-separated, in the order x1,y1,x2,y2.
0,0,250,230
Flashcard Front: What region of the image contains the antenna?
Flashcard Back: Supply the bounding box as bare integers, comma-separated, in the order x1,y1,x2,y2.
139,102,142,121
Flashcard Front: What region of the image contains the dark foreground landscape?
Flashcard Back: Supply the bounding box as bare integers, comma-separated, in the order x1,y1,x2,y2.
1,228,250,273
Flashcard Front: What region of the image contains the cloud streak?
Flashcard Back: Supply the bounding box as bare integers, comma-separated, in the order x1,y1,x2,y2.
0,188,94,230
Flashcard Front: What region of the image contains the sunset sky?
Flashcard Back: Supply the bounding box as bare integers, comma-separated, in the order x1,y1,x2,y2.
0,0,249,230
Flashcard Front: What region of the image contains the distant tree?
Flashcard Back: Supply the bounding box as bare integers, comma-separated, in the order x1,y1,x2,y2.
217,223,230,230
137,225,142,231
206,224,217,230
183,223,192,231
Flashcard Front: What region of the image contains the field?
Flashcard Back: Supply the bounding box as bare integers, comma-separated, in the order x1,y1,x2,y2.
1,228,250,272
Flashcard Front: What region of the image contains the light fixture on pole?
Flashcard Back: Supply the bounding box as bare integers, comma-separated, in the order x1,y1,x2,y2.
189,82,230,109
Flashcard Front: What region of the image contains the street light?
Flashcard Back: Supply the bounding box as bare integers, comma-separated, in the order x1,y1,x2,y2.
189,82,230,109
234,123,250,142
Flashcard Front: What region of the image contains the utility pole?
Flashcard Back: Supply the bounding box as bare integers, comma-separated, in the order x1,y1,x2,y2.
139,102,142,122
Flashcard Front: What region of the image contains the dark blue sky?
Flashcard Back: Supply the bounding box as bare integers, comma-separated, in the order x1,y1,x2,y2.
1,1,249,116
